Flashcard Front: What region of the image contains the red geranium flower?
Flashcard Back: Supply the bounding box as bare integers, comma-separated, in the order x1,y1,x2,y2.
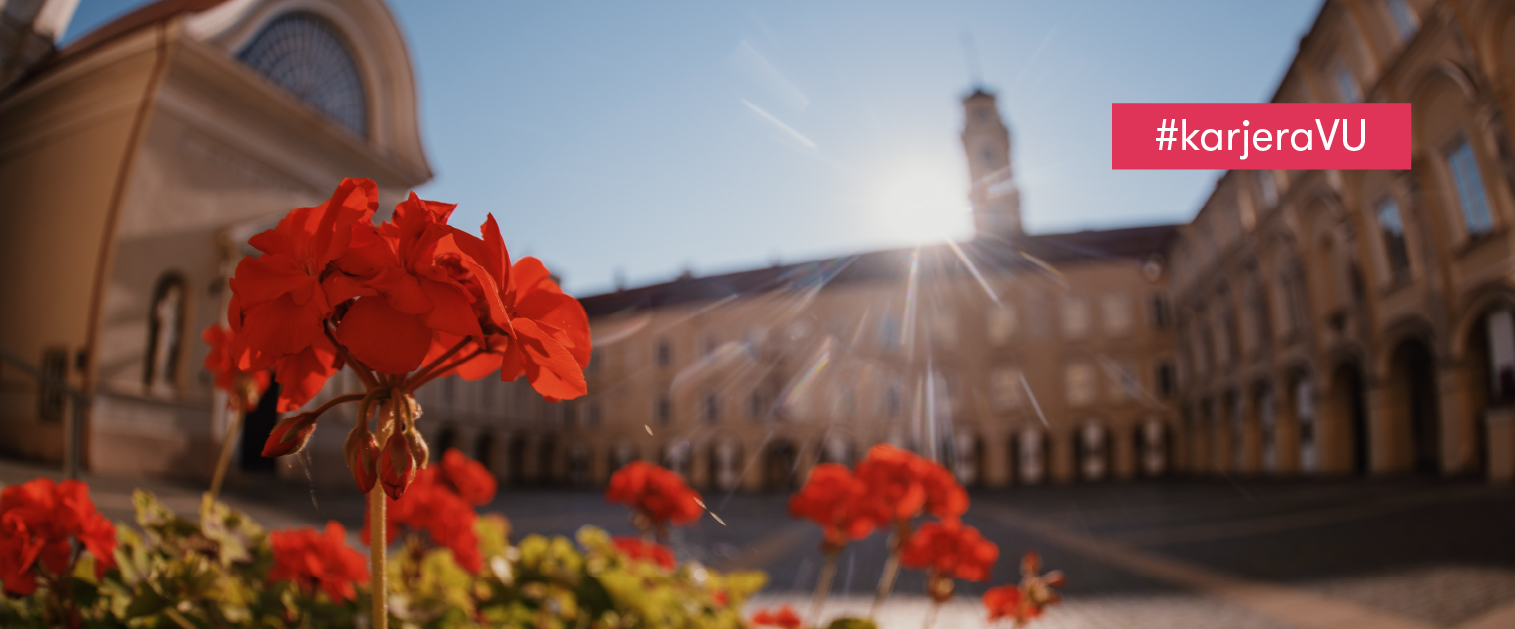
435,215,591,400
333,193,483,375
789,463,880,549
855,444,968,523
362,464,484,573
983,584,1026,622
605,461,703,527
750,604,803,628
228,178,375,410
611,536,676,570
202,323,270,411
438,448,496,506
984,551,1065,623
268,521,369,602
0,478,116,596
901,519,998,582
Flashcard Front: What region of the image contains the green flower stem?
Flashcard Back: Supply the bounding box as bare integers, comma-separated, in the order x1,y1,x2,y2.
809,545,840,625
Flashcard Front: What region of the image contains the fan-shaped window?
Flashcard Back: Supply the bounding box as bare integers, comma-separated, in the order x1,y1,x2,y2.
238,12,368,138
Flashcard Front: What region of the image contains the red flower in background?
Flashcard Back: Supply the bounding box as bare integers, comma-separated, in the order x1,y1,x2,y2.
438,448,496,505
605,461,703,527
901,519,998,582
361,457,486,573
268,521,369,602
983,551,1065,623
750,604,803,628
202,323,270,412
789,463,879,549
0,478,117,595
611,536,676,570
854,444,968,524
983,584,1026,622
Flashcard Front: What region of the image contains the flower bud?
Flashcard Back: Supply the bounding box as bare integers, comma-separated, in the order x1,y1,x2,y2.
404,428,430,469
1021,550,1042,576
344,426,381,494
927,574,955,603
379,432,416,500
261,412,318,458
1043,570,1067,589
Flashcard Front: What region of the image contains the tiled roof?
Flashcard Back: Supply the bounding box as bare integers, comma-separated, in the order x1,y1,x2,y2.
579,224,1178,316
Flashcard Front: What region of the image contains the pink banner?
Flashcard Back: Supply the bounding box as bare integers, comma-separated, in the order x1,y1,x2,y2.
1112,103,1411,170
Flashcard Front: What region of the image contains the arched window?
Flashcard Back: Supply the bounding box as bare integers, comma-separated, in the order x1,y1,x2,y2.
145,274,187,395
238,12,369,138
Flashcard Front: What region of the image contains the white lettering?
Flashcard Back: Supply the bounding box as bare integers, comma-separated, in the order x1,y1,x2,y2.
1253,129,1272,152
1316,118,1339,150
1343,118,1365,151
1290,128,1312,151
1202,129,1223,151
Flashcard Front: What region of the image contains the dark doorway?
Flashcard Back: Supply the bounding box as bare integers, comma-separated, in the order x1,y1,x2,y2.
506,434,527,487
434,425,457,460
240,382,281,472
537,434,558,486
1390,340,1441,474
763,440,797,491
1333,363,1370,474
474,432,495,473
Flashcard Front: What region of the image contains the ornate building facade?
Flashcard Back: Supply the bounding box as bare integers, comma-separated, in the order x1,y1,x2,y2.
1168,0,1515,481
0,0,435,480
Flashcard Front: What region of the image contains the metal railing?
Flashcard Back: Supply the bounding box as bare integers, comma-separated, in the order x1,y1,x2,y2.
0,347,86,479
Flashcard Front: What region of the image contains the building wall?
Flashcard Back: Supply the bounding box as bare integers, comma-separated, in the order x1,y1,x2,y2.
420,245,1180,491
0,24,164,463
1169,0,1515,481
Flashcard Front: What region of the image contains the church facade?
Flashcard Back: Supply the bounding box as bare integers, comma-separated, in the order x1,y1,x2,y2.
0,0,438,480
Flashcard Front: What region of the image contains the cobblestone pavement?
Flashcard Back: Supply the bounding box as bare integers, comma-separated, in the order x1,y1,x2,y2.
4,458,1514,628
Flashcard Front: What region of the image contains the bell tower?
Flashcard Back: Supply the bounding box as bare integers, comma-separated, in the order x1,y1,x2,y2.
961,88,1021,239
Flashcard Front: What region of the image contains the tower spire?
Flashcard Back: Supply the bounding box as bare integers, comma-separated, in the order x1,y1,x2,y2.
961,88,1022,239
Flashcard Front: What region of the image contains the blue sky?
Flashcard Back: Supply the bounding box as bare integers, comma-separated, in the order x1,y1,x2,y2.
67,1,1321,295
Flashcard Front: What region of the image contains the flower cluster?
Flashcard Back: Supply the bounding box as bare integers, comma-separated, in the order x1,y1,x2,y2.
227,178,590,501
363,448,497,573
0,478,116,596
787,463,878,551
852,444,967,524
0,474,768,628
983,551,1066,626
268,521,370,602
605,461,704,533
783,444,1065,629
902,519,999,601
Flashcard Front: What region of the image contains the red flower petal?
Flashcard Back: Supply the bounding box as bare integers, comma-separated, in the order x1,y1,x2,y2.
335,297,433,375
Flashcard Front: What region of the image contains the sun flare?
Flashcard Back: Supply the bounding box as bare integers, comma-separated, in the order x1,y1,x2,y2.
866,157,975,245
